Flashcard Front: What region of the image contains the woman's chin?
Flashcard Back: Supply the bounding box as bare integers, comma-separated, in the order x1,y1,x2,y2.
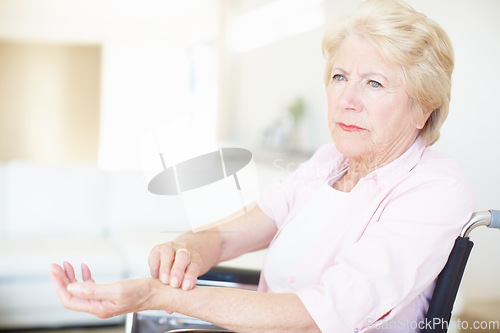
332,135,369,158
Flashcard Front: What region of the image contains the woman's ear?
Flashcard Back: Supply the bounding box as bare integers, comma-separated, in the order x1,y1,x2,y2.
416,107,434,130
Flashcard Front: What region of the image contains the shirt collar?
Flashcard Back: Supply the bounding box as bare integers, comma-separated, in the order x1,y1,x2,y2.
366,136,427,189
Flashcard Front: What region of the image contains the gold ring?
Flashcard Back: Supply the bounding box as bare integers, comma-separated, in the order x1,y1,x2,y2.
176,248,191,258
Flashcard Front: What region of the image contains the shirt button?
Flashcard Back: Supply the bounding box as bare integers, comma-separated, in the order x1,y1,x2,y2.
289,276,295,284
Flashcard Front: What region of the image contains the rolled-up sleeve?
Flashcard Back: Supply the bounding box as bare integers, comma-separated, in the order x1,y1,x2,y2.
295,162,475,332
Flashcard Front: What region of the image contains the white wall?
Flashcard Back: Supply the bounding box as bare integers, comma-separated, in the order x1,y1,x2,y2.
228,28,329,152
226,0,500,305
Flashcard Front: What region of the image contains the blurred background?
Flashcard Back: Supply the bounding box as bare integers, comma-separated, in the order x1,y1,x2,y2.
0,0,499,330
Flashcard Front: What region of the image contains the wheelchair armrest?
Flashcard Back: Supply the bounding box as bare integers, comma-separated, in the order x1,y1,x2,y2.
197,266,261,290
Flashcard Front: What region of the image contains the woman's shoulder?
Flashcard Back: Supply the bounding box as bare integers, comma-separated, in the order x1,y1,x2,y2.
382,146,475,224
417,147,468,179
408,146,473,198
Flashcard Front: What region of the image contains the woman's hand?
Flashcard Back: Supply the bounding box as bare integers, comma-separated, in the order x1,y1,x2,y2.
148,242,202,290
50,262,163,318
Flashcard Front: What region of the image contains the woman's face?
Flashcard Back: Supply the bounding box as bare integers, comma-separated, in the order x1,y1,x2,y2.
327,35,422,163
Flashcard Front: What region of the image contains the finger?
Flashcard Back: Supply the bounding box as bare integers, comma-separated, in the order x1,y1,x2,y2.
148,246,161,279
50,263,65,277
169,249,191,288
52,263,74,290
81,263,94,282
158,247,175,284
63,261,78,283
51,270,75,307
50,264,70,289
181,257,201,291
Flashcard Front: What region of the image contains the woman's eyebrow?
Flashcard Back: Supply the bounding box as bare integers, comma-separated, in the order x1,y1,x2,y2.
332,67,391,83
362,72,391,83
331,67,348,74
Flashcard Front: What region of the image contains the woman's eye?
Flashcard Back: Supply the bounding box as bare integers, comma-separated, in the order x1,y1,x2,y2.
368,80,382,88
332,74,346,82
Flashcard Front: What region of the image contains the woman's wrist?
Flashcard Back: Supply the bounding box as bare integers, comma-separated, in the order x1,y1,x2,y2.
147,277,191,314
145,278,171,311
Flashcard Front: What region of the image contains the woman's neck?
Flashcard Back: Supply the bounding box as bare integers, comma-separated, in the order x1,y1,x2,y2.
332,136,418,192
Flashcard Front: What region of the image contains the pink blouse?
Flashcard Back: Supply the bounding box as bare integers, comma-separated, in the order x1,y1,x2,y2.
257,138,475,332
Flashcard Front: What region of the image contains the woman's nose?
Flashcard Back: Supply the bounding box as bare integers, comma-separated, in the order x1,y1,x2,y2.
338,82,362,112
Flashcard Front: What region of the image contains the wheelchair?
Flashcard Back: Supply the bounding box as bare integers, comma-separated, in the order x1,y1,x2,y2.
125,210,500,333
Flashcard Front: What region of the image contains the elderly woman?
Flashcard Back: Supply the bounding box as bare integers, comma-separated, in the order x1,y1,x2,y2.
51,0,474,331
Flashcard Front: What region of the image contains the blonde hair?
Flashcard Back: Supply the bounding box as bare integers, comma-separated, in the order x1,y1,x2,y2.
322,0,454,145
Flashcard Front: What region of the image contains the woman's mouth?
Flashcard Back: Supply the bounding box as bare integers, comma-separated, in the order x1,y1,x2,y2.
338,122,366,132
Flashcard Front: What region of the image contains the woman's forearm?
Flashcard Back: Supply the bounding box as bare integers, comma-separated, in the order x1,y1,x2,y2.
151,281,320,333
53,264,319,332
